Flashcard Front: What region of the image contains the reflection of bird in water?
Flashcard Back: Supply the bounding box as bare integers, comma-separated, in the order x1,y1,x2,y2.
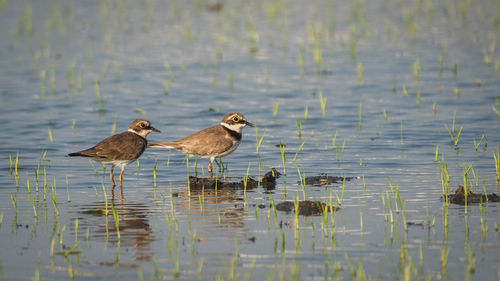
78,201,153,261
175,185,246,229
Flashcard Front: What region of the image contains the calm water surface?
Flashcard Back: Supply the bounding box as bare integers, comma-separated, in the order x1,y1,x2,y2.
0,0,499,280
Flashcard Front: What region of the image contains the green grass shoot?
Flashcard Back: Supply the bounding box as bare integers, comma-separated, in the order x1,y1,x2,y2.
293,140,306,162
40,69,46,97
473,133,487,151
295,117,302,137
493,98,500,117
111,117,117,135
10,191,17,212
48,127,53,144
279,143,286,175
445,112,463,146
440,161,450,204
67,62,75,89
153,159,158,198
297,48,304,73
164,60,174,84
434,145,439,162
272,99,279,118
319,90,327,117
255,127,265,154
338,176,346,206
493,146,500,182
71,217,78,244
413,58,420,81
94,78,102,111
111,204,120,239
243,163,250,198
185,154,190,191
15,152,19,177
50,178,58,214
101,63,108,81
357,63,363,84
9,153,13,174
402,85,408,97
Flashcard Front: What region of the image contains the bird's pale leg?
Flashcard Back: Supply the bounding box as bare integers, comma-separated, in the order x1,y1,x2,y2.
119,166,125,199
109,166,116,198
110,166,116,186
208,157,214,178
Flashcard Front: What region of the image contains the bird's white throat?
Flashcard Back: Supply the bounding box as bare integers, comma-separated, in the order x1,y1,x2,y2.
220,122,243,133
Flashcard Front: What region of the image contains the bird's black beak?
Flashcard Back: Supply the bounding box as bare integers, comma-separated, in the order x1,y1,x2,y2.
245,121,255,127
151,126,161,133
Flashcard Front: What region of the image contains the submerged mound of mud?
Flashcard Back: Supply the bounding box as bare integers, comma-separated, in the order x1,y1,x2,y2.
447,185,500,205
189,168,280,190
304,174,354,186
275,201,339,216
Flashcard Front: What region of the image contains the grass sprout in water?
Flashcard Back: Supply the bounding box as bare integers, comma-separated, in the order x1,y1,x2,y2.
318,90,327,117
445,111,463,146
1,0,500,280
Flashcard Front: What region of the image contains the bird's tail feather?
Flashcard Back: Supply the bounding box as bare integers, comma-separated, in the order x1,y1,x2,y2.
148,142,177,149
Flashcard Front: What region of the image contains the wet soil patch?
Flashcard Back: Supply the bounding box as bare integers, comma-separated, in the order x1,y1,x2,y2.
188,168,280,190
446,185,500,205
275,201,339,216
304,174,354,186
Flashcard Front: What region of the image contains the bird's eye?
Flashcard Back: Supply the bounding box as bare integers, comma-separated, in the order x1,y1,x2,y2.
232,116,240,122
139,123,146,128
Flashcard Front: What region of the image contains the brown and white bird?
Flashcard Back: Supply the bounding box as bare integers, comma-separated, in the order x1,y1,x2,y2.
148,112,254,176
68,119,160,197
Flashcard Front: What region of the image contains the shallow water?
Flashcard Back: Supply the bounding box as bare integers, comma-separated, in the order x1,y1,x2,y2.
1,0,500,280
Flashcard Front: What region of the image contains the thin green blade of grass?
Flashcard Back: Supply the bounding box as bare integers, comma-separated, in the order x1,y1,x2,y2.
293,140,306,162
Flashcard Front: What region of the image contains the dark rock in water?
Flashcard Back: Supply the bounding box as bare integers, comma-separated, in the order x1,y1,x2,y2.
446,185,500,205
275,200,339,216
188,168,281,190
303,174,354,186
261,168,281,190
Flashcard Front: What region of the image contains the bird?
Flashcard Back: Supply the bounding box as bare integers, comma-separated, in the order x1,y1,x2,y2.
148,112,254,177
68,119,160,197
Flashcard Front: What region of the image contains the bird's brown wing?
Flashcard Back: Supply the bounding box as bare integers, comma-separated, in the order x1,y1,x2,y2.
69,132,147,160
173,125,235,156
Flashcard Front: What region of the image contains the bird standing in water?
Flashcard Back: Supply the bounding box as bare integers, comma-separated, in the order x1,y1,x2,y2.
68,119,160,198
148,113,253,177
